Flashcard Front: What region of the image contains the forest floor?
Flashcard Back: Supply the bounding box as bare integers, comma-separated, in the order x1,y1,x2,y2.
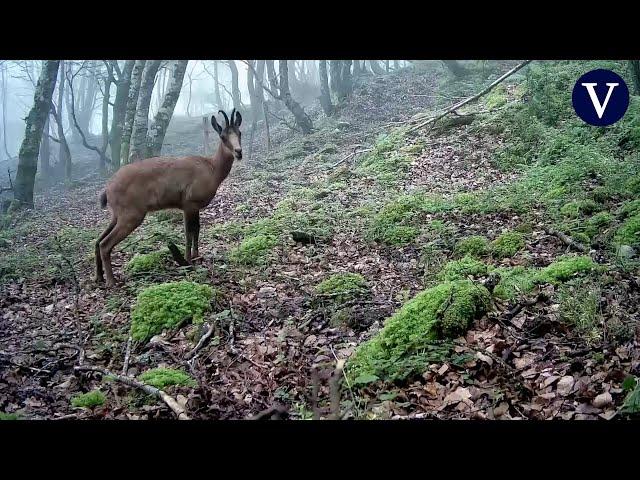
1,61,640,420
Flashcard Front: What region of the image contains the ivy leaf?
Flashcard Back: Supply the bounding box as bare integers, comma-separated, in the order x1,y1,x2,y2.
354,373,379,385
622,376,637,392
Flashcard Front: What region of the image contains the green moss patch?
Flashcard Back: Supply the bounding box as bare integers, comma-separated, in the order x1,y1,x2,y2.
615,215,640,247
130,281,214,342
438,256,489,281
491,231,525,258
316,273,368,303
347,280,491,382
454,235,489,258
0,412,21,420
139,367,197,390
125,249,170,275
71,390,106,409
228,234,277,265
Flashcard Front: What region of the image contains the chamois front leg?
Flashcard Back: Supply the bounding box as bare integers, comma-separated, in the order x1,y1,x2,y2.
193,211,201,259
184,209,198,263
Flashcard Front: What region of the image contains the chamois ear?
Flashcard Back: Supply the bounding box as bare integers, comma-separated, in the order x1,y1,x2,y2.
211,114,223,135
234,110,242,127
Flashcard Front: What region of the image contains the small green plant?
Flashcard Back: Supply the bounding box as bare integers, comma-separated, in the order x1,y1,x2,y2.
491,231,525,258
621,377,640,415
614,215,640,247
130,281,215,341
454,235,489,258
139,367,197,390
228,234,277,265
557,278,602,343
71,390,106,409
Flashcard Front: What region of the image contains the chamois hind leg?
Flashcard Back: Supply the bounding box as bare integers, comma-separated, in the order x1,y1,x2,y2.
100,214,145,287
95,216,117,283
184,209,198,263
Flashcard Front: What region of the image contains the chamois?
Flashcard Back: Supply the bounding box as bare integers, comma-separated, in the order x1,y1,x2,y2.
95,109,242,287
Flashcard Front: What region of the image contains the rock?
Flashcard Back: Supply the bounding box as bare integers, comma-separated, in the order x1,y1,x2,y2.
44,304,54,315
303,335,317,347
258,287,277,298
336,121,351,130
556,376,575,396
592,392,612,408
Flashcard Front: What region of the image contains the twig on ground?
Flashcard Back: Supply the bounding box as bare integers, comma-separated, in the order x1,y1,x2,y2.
329,359,345,420
121,334,133,375
74,365,191,420
543,226,587,253
185,321,216,360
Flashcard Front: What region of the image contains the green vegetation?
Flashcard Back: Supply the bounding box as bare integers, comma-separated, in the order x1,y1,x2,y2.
558,278,602,343
130,281,215,341
125,249,170,275
0,412,21,420
367,192,451,245
356,128,413,185
614,215,640,247
491,231,525,258
229,234,277,265
494,255,597,300
438,256,488,281
347,280,491,382
139,367,197,389
316,273,368,303
71,390,106,409
454,235,489,258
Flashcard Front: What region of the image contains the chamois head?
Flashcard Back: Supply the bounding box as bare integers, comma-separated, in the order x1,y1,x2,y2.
211,108,243,160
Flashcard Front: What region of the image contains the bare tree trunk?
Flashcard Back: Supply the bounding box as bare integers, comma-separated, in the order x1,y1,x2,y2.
129,60,161,162
1,65,10,159
14,61,60,208
369,60,386,75
628,60,640,95
100,74,111,174
329,60,341,97
147,60,188,157
443,60,468,77
120,60,146,164
394,60,400,70
340,60,353,100
110,60,135,169
212,61,223,109
278,60,312,134
55,60,72,179
39,116,51,180
319,60,333,116
226,60,242,108
247,60,265,160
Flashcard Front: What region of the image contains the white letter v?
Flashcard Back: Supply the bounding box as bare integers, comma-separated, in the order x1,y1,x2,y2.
581,82,619,119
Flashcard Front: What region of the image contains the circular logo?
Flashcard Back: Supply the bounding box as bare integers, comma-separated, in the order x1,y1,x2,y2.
572,69,629,126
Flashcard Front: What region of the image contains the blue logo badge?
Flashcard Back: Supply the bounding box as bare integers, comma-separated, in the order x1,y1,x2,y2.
572,69,629,126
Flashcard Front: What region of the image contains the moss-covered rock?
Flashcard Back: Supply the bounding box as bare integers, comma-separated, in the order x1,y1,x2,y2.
138,367,197,390
454,235,489,258
125,249,170,275
538,255,597,282
347,280,491,382
71,390,106,409
228,234,277,265
491,231,525,258
130,281,214,341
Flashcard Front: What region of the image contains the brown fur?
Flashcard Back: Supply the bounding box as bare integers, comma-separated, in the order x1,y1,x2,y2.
95,110,242,287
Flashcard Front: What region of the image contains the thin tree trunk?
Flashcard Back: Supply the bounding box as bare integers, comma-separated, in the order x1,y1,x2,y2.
213,61,222,109
278,60,312,134
100,74,111,173
55,61,72,179
39,116,51,180
329,60,341,98
14,61,60,208
394,60,400,70
120,60,146,164
339,60,353,100
227,60,242,108
628,60,640,95
369,60,386,75
110,60,135,169
129,60,161,162
1,65,10,159
147,60,188,157
319,60,333,116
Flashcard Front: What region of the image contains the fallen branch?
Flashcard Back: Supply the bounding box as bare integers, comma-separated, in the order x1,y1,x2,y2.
409,60,532,132
331,148,372,168
121,335,133,375
543,226,587,252
74,365,190,420
329,359,345,420
185,321,215,360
